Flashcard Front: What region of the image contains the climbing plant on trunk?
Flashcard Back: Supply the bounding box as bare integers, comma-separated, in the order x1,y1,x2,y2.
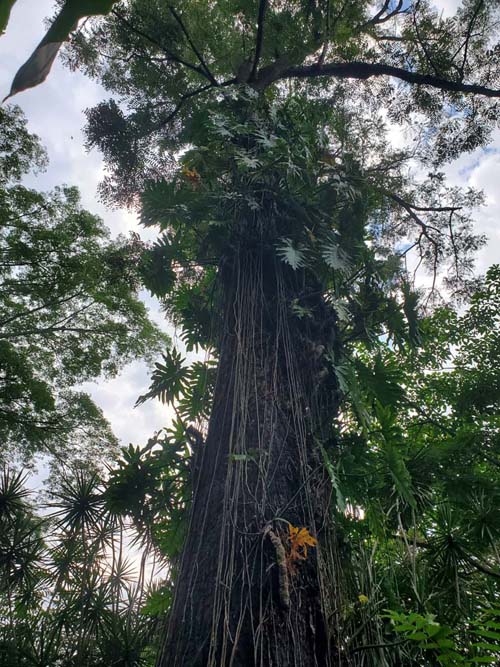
132,96,480,665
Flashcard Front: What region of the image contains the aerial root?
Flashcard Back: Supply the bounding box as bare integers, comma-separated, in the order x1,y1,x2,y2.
264,524,290,611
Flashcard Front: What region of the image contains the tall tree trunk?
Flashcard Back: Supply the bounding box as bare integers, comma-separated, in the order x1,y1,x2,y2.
159,229,343,666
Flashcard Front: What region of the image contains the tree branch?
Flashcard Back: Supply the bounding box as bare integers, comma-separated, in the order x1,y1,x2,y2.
0,291,84,328
384,191,444,291
454,0,485,80
412,2,440,77
374,33,407,42
111,10,210,82
157,76,237,129
316,0,332,66
398,202,461,213
250,0,268,81
157,83,216,129
279,60,500,97
385,192,442,237
362,0,391,27
0,326,121,339
168,6,218,85
467,555,500,580
358,0,406,30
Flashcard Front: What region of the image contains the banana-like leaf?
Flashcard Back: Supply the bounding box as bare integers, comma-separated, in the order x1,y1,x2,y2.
4,0,117,101
0,0,18,35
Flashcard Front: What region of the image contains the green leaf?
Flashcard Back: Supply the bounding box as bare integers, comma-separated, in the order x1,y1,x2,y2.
276,238,306,271
355,354,406,407
141,586,173,617
484,609,500,618
321,234,351,274
179,360,217,420
473,629,500,642
375,404,416,508
141,234,177,298
334,359,371,427
478,621,500,631
471,642,500,651
136,349,187,406
6,0,118,99
469,659,498,664
394,623,415,632
290,299,313,319
319,443,346,512
0,0,17,35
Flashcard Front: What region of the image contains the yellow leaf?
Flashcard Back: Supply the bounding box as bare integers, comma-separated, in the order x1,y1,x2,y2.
287,523,318,562
181,165,201,186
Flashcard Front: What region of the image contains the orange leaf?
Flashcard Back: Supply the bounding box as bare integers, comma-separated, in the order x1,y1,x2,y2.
181,165,201,186
287,523,317,562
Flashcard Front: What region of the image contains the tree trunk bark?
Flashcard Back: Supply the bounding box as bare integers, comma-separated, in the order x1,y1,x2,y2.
159,234,342,666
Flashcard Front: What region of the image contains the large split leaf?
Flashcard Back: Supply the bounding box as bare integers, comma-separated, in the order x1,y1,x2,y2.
135,349,189,407
0,0,18,35
276,238,307,271
5,0,117,100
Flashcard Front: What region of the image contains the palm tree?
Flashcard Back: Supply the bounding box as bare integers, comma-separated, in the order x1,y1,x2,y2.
0,466,162,667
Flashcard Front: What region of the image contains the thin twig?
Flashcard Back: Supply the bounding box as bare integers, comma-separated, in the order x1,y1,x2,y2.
158,83,214,128
455,0,485,80
168,6,218,85
111,9,208,81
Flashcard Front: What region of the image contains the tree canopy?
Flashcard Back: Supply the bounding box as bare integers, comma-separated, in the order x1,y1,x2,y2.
0,104,168,466
61,0,500,205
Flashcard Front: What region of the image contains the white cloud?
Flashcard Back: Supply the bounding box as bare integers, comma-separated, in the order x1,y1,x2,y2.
436,0,461,17
438,128,500,274
80,361,175,447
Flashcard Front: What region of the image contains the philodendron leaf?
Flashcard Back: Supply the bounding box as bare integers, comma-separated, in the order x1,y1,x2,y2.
5,0,117,100
321,233,351,275
276,238,306,271
0,0,18,35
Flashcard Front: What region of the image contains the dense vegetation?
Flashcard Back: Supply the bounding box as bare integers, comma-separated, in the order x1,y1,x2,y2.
1,0,500,665
0,105,167,468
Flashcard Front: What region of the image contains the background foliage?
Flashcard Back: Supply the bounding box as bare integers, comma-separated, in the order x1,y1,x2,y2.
0,105,168,468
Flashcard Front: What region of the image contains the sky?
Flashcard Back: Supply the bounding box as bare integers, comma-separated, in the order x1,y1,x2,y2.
0,0,174,450
1,0,499,460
